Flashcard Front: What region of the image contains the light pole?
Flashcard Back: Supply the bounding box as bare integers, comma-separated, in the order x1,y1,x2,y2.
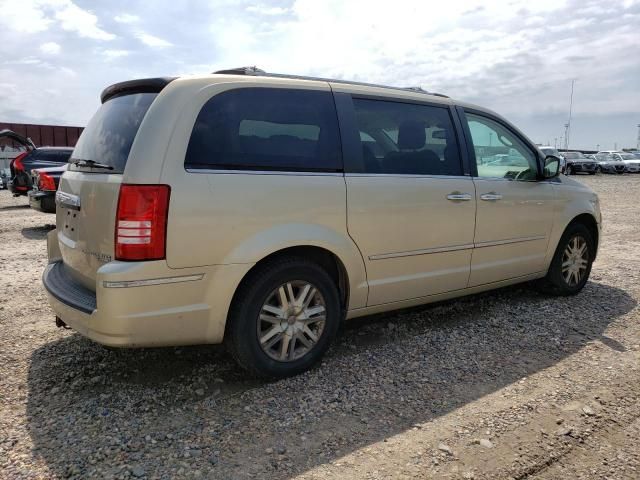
596,144,600,151
554,137,558,148
566,79,575,150
564,124,569,150
636,124,640,150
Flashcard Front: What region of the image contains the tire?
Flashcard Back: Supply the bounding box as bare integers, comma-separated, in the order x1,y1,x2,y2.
588,171,596,175
225,256,342,378
565,165,573,175
536,223,594,296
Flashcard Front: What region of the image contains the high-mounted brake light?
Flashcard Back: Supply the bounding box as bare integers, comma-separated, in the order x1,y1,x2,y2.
37,171,56,191
115,184,170,261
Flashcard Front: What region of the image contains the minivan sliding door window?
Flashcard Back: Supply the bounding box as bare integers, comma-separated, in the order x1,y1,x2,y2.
184,88,342,172
349,99,462,176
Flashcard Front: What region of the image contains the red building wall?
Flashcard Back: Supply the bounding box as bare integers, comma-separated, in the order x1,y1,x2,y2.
0,122,83,148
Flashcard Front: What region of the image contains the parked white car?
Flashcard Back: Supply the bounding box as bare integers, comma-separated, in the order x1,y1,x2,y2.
598,151,640,173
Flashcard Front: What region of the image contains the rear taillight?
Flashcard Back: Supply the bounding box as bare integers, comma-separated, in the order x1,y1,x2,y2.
11,152,28,172
115,184,170,261
37,171,56,191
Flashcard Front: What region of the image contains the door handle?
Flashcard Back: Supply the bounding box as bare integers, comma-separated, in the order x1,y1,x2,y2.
446,192,472,201
480,192,503,201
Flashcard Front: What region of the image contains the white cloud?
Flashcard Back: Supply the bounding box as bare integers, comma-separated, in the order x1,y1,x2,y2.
114,13,140,23
102,49,131,60
0,0,51,33
136,32,172,48
246,5,290,15
0,0,638,149
54,1,115,40
40,42,61,54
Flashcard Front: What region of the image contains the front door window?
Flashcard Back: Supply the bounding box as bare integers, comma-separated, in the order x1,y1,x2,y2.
466,113,538,181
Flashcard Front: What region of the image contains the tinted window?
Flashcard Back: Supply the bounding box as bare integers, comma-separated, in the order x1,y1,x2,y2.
351,99,461,175
185,88,342,172
71,93,157,172
31,149,73,163
465,113,538,181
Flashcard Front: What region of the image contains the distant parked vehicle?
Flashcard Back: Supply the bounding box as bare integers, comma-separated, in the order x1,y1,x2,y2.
562,151,597,175
0,168,10,189
1,129,73,196
594,153,626,174
598,151,640,173
539,147,566,173
28,165,68,213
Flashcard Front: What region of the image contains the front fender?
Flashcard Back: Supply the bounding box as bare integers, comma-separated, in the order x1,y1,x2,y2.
544,181,600,269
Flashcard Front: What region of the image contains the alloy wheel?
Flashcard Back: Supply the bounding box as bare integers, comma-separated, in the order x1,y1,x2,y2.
561,235,589,286
257,280,326,362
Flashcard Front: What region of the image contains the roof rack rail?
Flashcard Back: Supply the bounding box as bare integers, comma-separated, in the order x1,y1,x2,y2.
212,66,449,98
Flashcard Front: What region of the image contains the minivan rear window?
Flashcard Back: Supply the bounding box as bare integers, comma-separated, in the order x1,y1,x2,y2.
71,93,157,172
185,88,342,172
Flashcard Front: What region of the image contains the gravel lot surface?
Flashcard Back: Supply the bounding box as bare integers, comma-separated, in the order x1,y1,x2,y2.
1,174,639,479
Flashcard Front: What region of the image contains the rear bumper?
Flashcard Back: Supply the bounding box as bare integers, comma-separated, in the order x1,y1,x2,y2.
28,190,56,213
43,236,253,347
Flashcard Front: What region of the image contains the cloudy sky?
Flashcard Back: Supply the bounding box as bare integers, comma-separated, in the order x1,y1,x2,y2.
1,0,639,150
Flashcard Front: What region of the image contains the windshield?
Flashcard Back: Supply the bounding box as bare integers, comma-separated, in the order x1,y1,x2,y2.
620,153,636,160
71,93,157,172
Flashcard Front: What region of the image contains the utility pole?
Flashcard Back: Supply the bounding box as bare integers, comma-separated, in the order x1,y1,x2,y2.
566,79,575,150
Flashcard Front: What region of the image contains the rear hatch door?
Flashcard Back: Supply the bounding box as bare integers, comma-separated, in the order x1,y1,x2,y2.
56,91,159,290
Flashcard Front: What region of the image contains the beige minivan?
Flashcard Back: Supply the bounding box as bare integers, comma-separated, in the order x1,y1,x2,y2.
44,67,601,377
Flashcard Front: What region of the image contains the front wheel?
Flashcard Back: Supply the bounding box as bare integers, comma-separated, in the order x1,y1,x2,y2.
225,257,342,378
536,223,594,296
565,165,573,175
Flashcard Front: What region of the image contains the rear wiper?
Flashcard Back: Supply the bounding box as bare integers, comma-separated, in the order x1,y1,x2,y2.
72,159,114,170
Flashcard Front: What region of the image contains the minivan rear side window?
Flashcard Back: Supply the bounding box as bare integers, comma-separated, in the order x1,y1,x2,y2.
71,93,157,173
185,88,342,172
351,99,462,176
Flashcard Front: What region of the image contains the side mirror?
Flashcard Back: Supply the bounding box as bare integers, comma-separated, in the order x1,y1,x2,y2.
542,155,560,179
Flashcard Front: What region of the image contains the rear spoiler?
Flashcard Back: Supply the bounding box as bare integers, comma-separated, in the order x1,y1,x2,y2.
100,77,177,103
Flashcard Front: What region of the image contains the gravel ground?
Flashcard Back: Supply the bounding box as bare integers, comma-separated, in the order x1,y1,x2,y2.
1,174,639,480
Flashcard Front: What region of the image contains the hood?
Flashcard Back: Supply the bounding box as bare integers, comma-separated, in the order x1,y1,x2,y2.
0,129,36,150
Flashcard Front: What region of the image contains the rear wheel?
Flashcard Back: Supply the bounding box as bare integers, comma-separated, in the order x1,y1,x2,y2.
225,257,341,378
536,223,594,296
